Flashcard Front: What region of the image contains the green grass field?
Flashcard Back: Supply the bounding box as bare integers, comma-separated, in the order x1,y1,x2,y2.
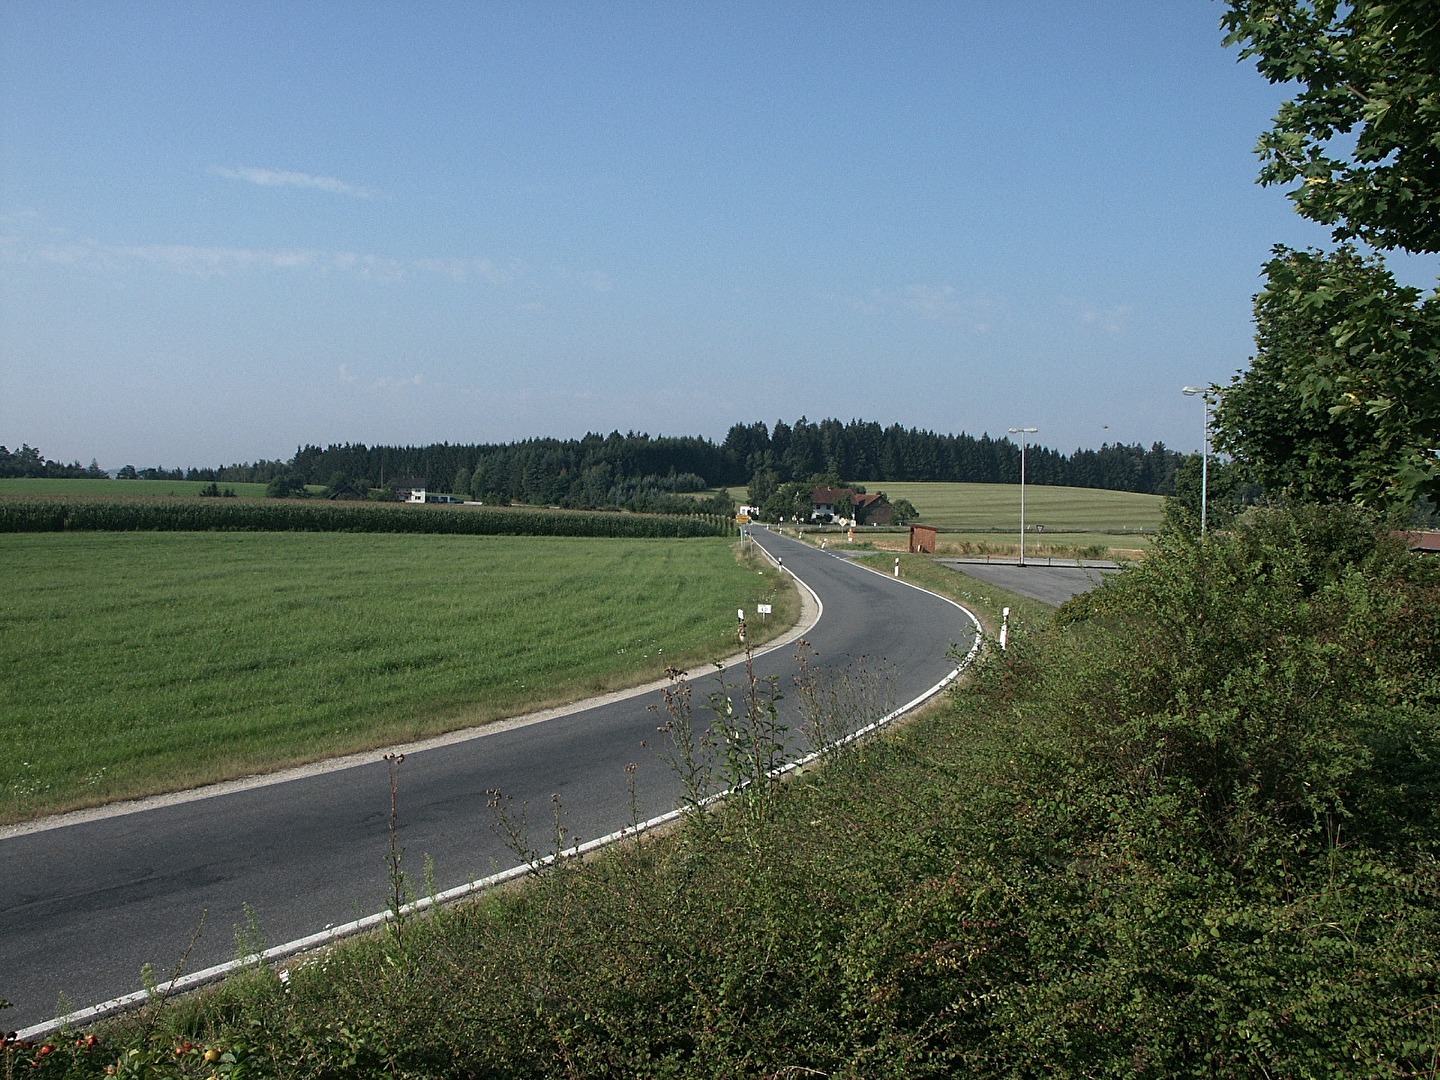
1,532,795,823
0,477,284,498
727,481,1163,532
856,481,1163,531
732,481,1163,558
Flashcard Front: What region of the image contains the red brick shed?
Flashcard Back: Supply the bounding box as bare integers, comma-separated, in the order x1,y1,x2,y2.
909,524,938,554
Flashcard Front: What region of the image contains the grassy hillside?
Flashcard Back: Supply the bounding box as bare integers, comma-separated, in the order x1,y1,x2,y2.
859,480,1162,531
1,532,794,823
729,481,1163,531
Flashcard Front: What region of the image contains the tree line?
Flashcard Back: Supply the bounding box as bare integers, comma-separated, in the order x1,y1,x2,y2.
223,421,1183,502
5,422,1187,510
721,418,1181,494
0,444,107,480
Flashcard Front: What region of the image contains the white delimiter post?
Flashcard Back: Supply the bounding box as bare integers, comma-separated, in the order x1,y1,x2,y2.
1008,427,1038,567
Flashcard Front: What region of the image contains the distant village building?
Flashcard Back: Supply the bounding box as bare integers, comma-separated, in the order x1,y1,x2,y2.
851,492,893,526
404,489,462,505
810,486,849,521
326,480,367,500
810,486,892,526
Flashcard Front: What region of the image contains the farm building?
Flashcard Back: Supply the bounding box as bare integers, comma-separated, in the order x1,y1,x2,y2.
810,486,892,526
852,492,892,525
404,489,462,505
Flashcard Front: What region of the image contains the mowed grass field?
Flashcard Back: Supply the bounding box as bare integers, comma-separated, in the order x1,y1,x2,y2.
728,481,1163,531
854,481,1163,531
1,532,794,824
0,477,281,498
731,482,1163,557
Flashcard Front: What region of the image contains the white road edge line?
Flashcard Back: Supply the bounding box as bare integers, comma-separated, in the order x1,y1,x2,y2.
18,532,979,1042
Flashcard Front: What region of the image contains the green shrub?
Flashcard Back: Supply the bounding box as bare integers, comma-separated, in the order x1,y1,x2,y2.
961,504,1440,1074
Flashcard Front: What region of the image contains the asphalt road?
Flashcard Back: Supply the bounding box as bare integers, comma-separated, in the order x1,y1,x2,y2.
1,528,978,1031
939,560,1120,606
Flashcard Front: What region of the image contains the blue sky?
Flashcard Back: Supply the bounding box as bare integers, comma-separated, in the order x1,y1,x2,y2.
0,1,1373,470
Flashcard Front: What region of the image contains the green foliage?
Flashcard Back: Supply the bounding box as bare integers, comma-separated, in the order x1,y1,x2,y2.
1220,1,1440,511
0,497,733,539
759,479,815,523
1160,453,1251,536
1059,506,1436,853
0,444,109,480
264,474,306,499
728,418,1183,493
996,505,1440,1073
1222,0,1440,255
746,466,780,508
887,495,919,524
1214,244,1440,508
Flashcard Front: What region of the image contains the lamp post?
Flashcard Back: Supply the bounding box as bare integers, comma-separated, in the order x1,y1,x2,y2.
1008,426,1038,566
1181,387,1211,536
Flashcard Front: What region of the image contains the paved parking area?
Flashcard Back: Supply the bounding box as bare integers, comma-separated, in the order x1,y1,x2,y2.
938,560,1121,606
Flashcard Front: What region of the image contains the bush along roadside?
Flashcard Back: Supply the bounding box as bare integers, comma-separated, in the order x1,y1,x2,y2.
0,497,734,539
7,504,1438,1076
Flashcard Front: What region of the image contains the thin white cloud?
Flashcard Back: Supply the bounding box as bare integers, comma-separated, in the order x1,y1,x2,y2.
818,285,994,329
1076,303,1134,335
816,289,883,315
7,237,463,285
372,373,424,391
900,285,996,331
413,256,517,286
211,165,375,199
903,284,964,320
337,364,423,392
552,265,615,293
118,243,295,275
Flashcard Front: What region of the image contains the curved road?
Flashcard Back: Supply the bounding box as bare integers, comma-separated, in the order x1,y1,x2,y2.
2,528,977,1032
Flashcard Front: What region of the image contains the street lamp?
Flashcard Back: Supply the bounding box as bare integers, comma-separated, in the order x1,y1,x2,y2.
1008,426,1038,566
1182,386,1212,535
